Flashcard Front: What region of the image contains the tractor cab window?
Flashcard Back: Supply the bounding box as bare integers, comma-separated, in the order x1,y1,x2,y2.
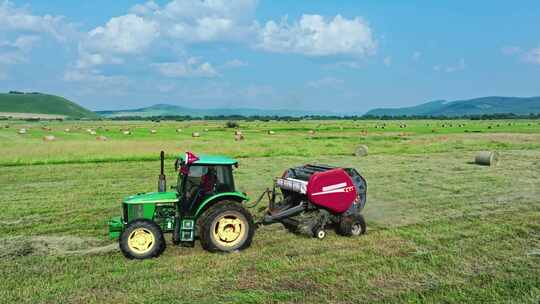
183,165,235,201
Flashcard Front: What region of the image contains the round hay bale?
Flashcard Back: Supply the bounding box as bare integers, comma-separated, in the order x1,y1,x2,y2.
43,135,55,142
90,131,97,135
122,131,131,135
18,128,27,134
234,134,244,141
234,130,243,136
150,129,157,134
192,132,200,138
353,145,369,157
86,128,93,133
308,130,315,135
96,136,107,141
176,128,182,133
267,130,275,135
64,128,70,132
475,151,499,166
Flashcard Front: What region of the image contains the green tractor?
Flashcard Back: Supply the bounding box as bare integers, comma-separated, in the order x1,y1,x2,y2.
108,151,255,259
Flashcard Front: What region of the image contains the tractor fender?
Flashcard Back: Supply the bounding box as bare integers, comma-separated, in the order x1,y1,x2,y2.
194,192,249,217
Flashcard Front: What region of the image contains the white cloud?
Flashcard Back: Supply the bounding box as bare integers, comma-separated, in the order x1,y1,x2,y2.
434,58,466,73
0,1,73,41
306,76,344,89
83,14,159,56
222,59,248,68
63,69,130,94
152,57,218,78
524,48,540,64
383,56,392,67
130,0,257,43
412,51,422,61
501,46,522,56
0,36,40,64
257,14,376,56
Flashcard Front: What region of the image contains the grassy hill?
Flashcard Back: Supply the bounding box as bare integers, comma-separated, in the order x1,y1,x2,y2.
0,92,97,119
366,96,540,117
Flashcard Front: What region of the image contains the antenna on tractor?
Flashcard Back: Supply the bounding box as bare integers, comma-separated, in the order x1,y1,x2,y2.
158,150,166,192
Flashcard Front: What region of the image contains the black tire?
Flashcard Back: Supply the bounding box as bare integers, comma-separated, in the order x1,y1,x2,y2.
337,214,367,237
198,201,254,253
119,219,166,259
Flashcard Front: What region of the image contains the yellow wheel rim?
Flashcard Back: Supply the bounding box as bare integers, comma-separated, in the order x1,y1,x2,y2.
127,228,155,254
212,213,247,248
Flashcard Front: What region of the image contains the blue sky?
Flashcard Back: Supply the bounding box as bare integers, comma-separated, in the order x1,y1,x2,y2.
0,0,539,113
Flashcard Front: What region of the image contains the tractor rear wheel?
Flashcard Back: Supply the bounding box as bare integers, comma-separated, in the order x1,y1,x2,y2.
119,219,166,259
198,201,254,253
337,214,366,237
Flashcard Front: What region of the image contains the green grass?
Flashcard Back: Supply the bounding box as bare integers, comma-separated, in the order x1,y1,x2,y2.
0,119,539,303
0,93,98,119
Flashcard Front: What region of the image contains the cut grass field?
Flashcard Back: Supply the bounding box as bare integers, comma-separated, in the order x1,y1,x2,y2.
0,119,539,303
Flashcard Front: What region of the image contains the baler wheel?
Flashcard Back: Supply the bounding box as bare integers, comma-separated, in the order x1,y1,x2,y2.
314,228,326,240
199,201,254,253
119,219,166,259
338,214,366,237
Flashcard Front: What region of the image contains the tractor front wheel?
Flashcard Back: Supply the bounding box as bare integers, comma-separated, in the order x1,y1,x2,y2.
198,201,254,253
119,219,166,259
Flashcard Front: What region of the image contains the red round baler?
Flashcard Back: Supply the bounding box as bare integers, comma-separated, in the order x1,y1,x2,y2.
261,164,367,239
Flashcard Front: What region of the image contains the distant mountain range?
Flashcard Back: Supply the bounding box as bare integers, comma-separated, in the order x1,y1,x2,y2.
2,92,539,119
365,96,540,117
0,92,98,119
96,103,330,118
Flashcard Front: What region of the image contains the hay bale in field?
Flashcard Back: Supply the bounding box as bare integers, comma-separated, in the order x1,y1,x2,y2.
204,128,209,132
192,132,200,137
474,151,499,166
90,131,97,135
234,130,243,136
86,128,93,133
234,134,244,141
96,136,107,141
354,145,369,157
308,130,315,135
176,128,182,133
42,135,55,141
41,126,52,131
122,130,131,135
267,130,275,135
18,128,27,134
150,129,157,134
64,128,70,132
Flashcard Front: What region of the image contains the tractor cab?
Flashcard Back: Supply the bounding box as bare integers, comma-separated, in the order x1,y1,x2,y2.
175,154,238,206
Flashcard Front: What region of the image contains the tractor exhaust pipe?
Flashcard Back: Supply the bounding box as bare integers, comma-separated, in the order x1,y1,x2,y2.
158,151,166,192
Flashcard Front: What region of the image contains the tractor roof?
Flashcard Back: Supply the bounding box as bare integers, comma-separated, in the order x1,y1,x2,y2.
178,154,238,165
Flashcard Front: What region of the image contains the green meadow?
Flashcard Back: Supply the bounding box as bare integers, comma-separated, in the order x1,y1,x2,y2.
0,119,539,303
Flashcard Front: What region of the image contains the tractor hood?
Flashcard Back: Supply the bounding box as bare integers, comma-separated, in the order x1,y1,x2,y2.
123,191,178,204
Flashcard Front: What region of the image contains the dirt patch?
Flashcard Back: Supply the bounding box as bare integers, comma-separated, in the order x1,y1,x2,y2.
0,235,118,258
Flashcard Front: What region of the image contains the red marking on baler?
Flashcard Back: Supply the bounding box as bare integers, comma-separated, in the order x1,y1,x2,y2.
306,168,357,213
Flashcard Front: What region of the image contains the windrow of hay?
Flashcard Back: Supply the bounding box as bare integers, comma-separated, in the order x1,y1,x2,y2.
0,236,117,258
